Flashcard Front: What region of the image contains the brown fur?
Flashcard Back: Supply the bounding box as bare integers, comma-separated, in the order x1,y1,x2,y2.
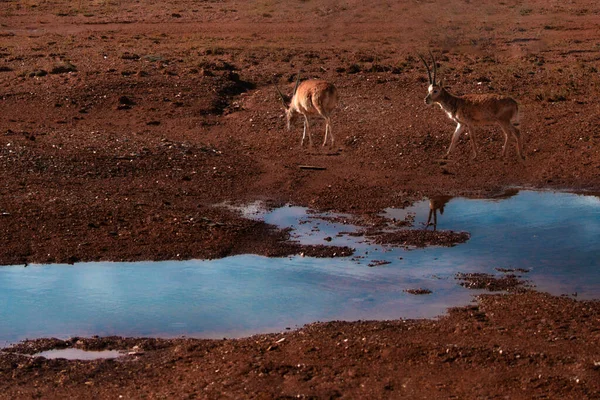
425,85,523,161
454,94,519,125
418,50,524,161
282,79,338,147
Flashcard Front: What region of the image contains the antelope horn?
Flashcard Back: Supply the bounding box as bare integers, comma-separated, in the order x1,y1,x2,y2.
429,50,437,85
293,73,301,95
274,83,287,107
418,53,432,85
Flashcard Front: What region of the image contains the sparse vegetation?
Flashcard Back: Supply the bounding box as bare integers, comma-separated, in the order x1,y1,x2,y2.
535,89,568,102
519,8,533,16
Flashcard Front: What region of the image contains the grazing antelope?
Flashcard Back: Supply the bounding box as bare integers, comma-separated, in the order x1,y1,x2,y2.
419,53,524,161
425,195,453,231
275,75,338,147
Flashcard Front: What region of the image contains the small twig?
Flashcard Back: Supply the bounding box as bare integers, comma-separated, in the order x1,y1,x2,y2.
299,165,326,170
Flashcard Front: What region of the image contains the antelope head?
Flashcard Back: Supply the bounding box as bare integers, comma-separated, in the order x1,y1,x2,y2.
419,52,444,105
275,74,302,130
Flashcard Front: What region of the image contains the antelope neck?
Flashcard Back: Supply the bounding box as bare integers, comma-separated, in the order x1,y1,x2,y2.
434,89,462,119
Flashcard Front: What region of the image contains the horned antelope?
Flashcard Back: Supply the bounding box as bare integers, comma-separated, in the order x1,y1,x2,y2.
275,75,338,147
419,53,524,161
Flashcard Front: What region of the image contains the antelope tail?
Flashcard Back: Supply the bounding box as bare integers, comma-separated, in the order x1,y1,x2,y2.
512,104,521,126
512,106,526,142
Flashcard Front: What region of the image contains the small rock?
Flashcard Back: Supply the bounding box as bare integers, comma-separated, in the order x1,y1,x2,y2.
404,288,433,295
50,62,77,74
118,96,136,106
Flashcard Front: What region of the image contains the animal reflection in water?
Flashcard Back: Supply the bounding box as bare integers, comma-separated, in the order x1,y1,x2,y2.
425,195,453,231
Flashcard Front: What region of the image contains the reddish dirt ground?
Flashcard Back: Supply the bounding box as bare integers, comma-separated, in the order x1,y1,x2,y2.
1,0,599,398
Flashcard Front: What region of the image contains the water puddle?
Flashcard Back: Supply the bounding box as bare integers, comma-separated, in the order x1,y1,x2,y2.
34,348,123,360
0,190,598,345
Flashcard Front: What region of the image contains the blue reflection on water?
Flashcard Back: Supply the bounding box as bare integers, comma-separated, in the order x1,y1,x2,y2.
0,190,598,345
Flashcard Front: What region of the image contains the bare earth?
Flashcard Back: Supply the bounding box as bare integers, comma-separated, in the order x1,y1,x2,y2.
0,0,599,398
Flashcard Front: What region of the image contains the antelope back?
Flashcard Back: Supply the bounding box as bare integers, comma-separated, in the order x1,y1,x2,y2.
460,94,518,122
292,80,338,115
